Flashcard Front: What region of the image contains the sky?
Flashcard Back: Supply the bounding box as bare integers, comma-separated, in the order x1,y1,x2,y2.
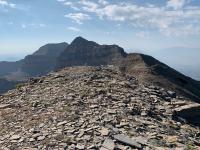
0,0,200,57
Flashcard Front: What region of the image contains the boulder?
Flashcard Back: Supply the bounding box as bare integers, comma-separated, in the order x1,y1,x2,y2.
173,103,200,126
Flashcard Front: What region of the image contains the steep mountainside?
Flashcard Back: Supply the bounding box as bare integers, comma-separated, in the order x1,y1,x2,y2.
122,54,200,101
56,37,127,68
0,66,199,149
150,47,200,80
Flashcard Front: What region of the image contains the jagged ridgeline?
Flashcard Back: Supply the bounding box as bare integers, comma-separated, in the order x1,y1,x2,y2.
1,37,199,101
0,66,199,149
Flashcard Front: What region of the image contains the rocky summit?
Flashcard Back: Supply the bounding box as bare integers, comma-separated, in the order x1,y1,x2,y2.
0,66,199,150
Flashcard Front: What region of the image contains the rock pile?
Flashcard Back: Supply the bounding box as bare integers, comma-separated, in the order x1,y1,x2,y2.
0,66,199,150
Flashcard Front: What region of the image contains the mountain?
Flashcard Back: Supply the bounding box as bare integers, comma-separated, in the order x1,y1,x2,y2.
0,42,69,78
149,47,200,81
21,42,69,76
0,42,68,93
55,37,200,101
56,37,127,68
0,66,199,149
0,37,200,101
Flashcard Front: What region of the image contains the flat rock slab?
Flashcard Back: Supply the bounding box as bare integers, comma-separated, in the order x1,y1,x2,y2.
10,135,21,140
113,134,142,149
100,138,115,150
0,104,11,109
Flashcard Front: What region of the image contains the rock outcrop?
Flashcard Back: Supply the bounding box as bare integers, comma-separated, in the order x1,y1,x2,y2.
0,66,199,149
173,103,200,126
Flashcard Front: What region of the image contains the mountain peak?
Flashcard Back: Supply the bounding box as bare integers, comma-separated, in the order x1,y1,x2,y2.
71,36,98,46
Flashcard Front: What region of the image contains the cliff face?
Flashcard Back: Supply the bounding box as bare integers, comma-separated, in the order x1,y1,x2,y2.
56,37,127,69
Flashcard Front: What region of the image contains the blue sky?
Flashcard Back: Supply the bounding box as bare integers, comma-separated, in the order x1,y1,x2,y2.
0,0,200,56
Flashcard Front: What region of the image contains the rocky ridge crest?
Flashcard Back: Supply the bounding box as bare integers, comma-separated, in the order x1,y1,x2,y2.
0,66,199,150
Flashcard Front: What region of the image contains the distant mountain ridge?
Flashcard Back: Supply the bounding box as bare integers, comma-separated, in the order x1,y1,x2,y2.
0,42,69,93
0,37,199,101
21,42,69,76
0,78,21,94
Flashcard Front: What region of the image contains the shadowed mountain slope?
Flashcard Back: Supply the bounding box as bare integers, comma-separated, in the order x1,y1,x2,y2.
0,61,22,76
122,53,200,101
21,42,69,76
56,37,127,68
0,78,21,94
0,42,69,94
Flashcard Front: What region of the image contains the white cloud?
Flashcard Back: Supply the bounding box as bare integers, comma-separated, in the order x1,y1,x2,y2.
67,26,80,32
83,1,200,36
0,0,16,8
167,0,189,10
63,1,80,10
136,31,150,38
64,12,90,24
58,0,200,36
98,0,109,5
79,0,99,12
21,23,47,29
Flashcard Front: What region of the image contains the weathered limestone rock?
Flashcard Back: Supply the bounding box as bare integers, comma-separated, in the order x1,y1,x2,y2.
113,134,142,148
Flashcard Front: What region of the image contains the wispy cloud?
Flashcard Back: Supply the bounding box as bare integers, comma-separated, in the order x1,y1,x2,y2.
0,0,16,8
63,1,80,10
57,0,200,36
136,31,150,38
67,26,80,32
167,0,190,10
98,0,109,5
64,12,90,24
21,23,47,29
